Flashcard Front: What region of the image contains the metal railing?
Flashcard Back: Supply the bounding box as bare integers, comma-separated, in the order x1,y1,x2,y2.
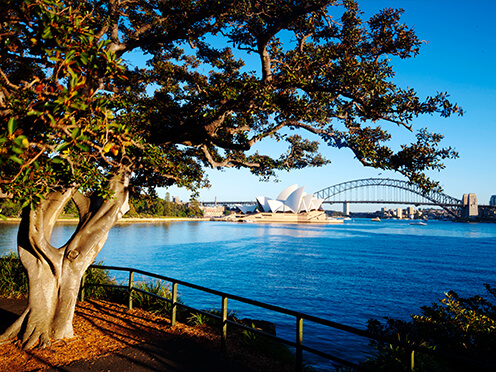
80,264,495,372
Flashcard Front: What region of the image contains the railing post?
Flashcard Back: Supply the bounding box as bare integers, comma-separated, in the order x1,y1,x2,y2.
128,270,134,310
296,315,303,372
171,282,178,327
221,296,228,353
79,271,86,302
411,349,415,371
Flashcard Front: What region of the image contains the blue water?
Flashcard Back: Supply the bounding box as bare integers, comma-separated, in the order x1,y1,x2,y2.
1,219,495,370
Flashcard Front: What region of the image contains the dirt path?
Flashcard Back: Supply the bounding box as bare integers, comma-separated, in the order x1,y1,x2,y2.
0,298,291,371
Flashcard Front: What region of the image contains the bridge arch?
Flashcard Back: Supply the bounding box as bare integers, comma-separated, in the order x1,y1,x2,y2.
313,178,462,215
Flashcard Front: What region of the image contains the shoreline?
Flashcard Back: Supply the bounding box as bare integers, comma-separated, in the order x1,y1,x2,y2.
1,217,213,224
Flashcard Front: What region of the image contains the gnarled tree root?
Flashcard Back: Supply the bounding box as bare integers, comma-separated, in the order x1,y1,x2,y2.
0,308,51,349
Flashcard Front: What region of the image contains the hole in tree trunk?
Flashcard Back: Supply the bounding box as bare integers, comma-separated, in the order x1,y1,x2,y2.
50,199,79,247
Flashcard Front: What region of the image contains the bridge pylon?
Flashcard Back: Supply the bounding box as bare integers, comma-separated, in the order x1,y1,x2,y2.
343,202,350,216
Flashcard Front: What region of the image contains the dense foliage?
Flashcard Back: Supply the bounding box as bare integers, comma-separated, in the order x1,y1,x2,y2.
0,252,28,298
1,0,462,211
128,195,203,218
365,285,496,371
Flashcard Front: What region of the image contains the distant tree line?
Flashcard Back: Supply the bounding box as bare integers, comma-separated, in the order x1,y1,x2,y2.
0,193,203,219
127,193,203,218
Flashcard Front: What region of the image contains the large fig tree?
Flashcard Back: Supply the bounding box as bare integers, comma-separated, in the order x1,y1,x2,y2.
0,0,460,349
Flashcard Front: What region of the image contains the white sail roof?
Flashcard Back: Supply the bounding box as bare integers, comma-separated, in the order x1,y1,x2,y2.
284,186,305,213
276,184,298,201
236,204,258,214
267,199,284,213
256,185,323,214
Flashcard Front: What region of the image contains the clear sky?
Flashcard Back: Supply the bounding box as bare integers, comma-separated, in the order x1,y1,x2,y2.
159,1,496,212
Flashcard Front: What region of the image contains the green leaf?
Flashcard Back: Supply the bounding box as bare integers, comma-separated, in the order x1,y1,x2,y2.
76,143,89,151
55,142,70,152
71,127,81,139
80,52,88,65
65,50,76,61
11,146,23,155
7,118,16,135
9,155,23,165
42,27,52,39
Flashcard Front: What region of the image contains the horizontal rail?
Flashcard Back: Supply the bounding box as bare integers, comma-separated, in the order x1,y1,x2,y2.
82,264,496,372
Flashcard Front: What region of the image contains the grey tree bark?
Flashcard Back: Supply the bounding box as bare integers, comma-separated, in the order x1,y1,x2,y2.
0,170,130,349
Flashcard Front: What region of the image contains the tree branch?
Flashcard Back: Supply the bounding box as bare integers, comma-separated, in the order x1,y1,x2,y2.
200,145,259,169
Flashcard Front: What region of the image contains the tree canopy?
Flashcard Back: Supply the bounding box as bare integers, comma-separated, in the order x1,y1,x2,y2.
0,0,464,351
1,0,461,208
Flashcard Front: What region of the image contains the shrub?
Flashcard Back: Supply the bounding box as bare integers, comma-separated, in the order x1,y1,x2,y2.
80,263,122,301
364,285,496,371
187,308,238,327
0,252,28,298
131,279,174,316
187,312,211,326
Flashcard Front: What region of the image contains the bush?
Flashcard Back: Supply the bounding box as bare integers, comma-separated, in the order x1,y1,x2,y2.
80,263,123,301
131,279,175,316
187,308,238,328
0,252,28,298
364,285,496,371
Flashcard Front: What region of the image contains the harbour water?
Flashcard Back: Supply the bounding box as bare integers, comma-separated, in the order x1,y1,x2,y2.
1,218,495,369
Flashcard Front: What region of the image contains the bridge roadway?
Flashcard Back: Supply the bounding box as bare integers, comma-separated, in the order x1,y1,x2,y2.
201,200,476,207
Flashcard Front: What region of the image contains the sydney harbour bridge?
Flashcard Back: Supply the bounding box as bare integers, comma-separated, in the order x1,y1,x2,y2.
202,178,494,218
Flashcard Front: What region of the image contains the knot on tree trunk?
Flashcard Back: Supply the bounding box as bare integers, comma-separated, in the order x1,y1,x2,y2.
66,250,79,262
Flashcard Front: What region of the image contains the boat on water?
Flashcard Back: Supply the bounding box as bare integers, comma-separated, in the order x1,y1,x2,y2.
371,217,381,222
409,221,427,226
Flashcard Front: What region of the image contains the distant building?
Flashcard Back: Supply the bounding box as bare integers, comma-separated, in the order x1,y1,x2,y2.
200,205,225,217
490,195,496,206
407,206,415,217
396,207,403,219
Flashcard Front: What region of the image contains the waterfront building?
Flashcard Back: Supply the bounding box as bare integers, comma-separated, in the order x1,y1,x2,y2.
407,206,415,216
234,185,340,224
396,207,403,219
200,205,225,217
490,195,496,206
254,184,324,214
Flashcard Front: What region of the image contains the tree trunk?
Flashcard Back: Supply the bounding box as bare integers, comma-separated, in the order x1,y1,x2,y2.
0,170,130,349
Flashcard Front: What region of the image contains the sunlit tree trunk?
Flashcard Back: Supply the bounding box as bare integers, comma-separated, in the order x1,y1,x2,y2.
0,170,130,349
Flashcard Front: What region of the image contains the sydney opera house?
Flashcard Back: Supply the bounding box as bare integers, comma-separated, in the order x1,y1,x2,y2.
236,185,342,223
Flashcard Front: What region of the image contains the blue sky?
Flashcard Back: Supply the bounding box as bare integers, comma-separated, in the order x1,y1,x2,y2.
159,1,496,211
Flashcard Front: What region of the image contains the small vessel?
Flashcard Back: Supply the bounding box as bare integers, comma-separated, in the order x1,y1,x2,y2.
371,217,381,222
410,221,427,226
